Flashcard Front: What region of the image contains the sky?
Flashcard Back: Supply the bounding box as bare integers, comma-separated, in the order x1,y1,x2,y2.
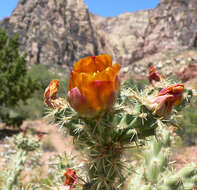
0,0,160,20
85,0,160,17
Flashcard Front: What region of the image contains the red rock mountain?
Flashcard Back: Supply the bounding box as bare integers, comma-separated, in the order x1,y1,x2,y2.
0,0,112,71
1,0,197,76
132,0,197,62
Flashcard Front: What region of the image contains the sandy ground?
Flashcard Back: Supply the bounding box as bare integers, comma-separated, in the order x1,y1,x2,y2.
1,119,197,178
23,120,197,171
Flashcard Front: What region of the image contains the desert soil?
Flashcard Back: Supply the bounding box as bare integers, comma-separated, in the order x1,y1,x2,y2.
0,119,197,175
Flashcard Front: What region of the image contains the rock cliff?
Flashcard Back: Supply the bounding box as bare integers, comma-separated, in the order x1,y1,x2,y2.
132,0,197,61
1,0,197,76
91,11,149,65
0,0,112,71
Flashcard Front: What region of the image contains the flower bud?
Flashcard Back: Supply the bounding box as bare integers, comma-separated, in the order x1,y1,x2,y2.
148,65,162,85
44,79,65,109
63,168,78,190
147,84,184,117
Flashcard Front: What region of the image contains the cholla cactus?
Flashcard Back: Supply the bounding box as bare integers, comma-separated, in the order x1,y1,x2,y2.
128,125,197,190
44,55,192,190
3,133,40,190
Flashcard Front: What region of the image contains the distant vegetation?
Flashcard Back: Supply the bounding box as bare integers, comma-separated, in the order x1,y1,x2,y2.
123,77,149,90
177,96,197,145
0,30,38,127
22,64,69,120
0,30,69,128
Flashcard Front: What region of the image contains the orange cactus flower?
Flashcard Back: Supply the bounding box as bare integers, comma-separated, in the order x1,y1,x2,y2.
147,84,184,117
148,65,161,85
67,54,121,118
44,79,65,109
44,79,59,108
63,168,78,190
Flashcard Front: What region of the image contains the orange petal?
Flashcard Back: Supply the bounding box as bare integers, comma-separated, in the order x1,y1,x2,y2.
173,94,182,106
88,80,114,111
44,79,59,100
73,54,112,74
158,84,184,96
92,62,120,81
69,63,120,91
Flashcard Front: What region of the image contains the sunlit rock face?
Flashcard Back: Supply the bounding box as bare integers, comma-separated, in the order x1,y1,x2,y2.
0,0,112,71
132,0,197,62
0,0,149,68
1,0,197,74
91,11,149,66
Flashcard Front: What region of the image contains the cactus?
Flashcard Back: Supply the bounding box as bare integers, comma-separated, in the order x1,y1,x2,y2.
46,95,159,190
44,55,194,190
127,125,197,190
3,134,40,190
45,83,191,190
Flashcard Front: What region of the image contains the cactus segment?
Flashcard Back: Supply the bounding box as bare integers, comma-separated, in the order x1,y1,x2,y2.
45,75,195,190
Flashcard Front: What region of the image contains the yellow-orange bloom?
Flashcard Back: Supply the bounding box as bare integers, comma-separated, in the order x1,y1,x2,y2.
147,84,184,117
44,79,65,109
67,54,120,118
44,79,59,107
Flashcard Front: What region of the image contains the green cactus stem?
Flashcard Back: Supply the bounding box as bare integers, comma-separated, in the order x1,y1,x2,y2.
128,126,197,190
3,134,40,190
45,79,194,190
47,95,160,190
3,149,27,190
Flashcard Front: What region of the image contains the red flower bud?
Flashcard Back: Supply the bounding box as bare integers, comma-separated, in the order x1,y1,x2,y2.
63,168,78,190
148,65,162,85
147,84,184,117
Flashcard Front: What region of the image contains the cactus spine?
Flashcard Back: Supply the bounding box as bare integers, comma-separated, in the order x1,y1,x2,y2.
3,134,40,190
128,126,197,190
45,61,194,189
47,89,160,190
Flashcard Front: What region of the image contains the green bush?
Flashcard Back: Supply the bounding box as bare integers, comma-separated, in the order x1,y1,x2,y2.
123,77,149,91
0,30,38,127
18,64,69,119
27,64,69,97
177,96,197,145
0,30,69,125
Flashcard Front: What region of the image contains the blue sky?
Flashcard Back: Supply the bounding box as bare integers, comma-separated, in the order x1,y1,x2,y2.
0,0,160,20
85,0,160,17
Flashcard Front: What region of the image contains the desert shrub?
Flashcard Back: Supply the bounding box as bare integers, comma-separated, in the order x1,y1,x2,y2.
0,30,38,127
27,64,69,96
123,77,149,90
177,96,197,145
20,64,69,119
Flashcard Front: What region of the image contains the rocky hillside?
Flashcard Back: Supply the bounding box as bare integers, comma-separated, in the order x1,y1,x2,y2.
0,0,150,69
132,0,197,62
1,0,197,77
91,11,149,66
0,0,112,71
